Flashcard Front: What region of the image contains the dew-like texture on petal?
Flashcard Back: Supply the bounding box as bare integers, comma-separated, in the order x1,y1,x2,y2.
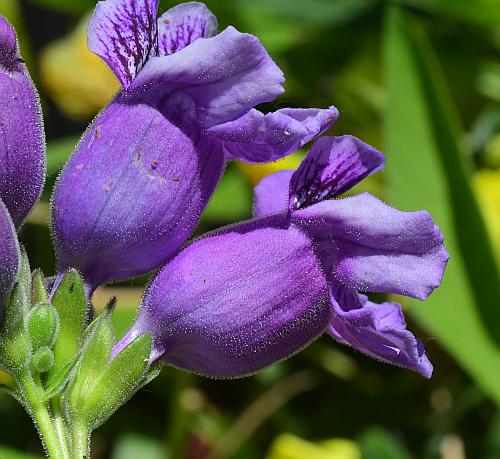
0,16,45,228
290,135,385,209
122,224,331,377
207,107,339,163
157,2,217,56
293,193,449,300
328,283,432,378
52,96,224,291
0,200,19,309
88,0,159,88
253,170,293,218
132,26,285,128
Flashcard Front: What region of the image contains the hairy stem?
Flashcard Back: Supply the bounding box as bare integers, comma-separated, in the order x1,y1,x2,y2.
71,419,89,459
20,373,68,459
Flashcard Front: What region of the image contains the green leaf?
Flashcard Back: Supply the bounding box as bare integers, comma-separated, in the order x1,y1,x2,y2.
0,445,42,459
47,270,87,387
399,0,500,26
24,0,94,14
80,333,152,429
30,269,48,305
358,428,411,459
66,311,114,417
201,165,252,225
385,7,500,403
46,136,79,174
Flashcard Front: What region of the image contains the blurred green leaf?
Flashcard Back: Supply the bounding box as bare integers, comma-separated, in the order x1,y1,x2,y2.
385,7,500,403
25,0,94,14
201,165,252,224
400,0,500,25
46,136,79,174
111,434,165,459
358,428,411,459
234,0,378,27
0,446,42,459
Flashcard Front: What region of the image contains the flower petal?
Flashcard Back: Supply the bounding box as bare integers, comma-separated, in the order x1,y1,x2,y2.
88,0,159,88
51,96,224,291
206,107,338,162
157,2,217,56
293,193,449,300
253,170,293,218
114,223,330,377
131,26,285,128
0,199,19,311
328,282,432,378
290,135,385,209
0,16,45,228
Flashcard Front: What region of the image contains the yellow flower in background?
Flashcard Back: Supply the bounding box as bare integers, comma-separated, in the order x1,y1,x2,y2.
474,168,500,256
267,433,360,459
238,151,305,186
39,14,119,120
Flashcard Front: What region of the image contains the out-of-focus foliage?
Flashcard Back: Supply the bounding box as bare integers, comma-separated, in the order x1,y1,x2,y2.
39,14,119,119
2,0,500,457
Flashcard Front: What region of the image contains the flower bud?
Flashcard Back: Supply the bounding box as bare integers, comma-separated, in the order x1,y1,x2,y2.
27,303,59,351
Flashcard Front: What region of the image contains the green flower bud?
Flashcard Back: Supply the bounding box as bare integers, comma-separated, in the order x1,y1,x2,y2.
30,346,54,374
27,303,59,351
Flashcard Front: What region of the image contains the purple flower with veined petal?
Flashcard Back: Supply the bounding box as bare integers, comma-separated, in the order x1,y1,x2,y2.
114,135,448,378
51,0,338,292
0,16,45,229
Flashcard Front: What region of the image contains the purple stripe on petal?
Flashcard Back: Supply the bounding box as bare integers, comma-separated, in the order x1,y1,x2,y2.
253,170,293,218
0,199,19,310
0,16,45,228
88,0,159,88
328,282,432,378
52,96,224,291
114,223,330,377
293,193,449,300
157,2,217,56
206,107,338,163
132,26,285,128
290,136,385,209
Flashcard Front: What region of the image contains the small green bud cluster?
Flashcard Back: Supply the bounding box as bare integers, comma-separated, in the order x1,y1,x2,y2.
0,248,156,458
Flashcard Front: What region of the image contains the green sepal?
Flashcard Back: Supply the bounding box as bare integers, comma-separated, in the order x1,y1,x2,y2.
0,283,31,374
43,355,79,401
27,303,59,351
47,270,87,387
31,269,48,305
30,346,54,374
17,247,31,303
78,333,152,429
66,310,114,418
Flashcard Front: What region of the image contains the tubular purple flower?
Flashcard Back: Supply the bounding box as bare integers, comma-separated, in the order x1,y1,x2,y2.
51,0,338,291
0,16,45,229
114,135,448,378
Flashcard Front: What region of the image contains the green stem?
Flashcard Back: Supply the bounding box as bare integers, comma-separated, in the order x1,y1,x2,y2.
51,397,71,458
71,418,89,459
19,373,68,459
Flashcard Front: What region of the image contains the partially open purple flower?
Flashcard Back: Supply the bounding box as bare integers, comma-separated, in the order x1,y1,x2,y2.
51,0,338,291
115,135,448,378
0,16,45,229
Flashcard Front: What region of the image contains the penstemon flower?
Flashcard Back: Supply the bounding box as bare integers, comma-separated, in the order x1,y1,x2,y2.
51,0,338,292
0,4,449,458
114,135,448,378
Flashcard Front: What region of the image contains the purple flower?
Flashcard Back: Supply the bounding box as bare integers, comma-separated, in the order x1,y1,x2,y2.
0,16,44,313
0,16,45,229
51,0,338,291
114,135,448,378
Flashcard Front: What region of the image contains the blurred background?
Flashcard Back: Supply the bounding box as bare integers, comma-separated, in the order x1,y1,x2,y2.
1,0,500,457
